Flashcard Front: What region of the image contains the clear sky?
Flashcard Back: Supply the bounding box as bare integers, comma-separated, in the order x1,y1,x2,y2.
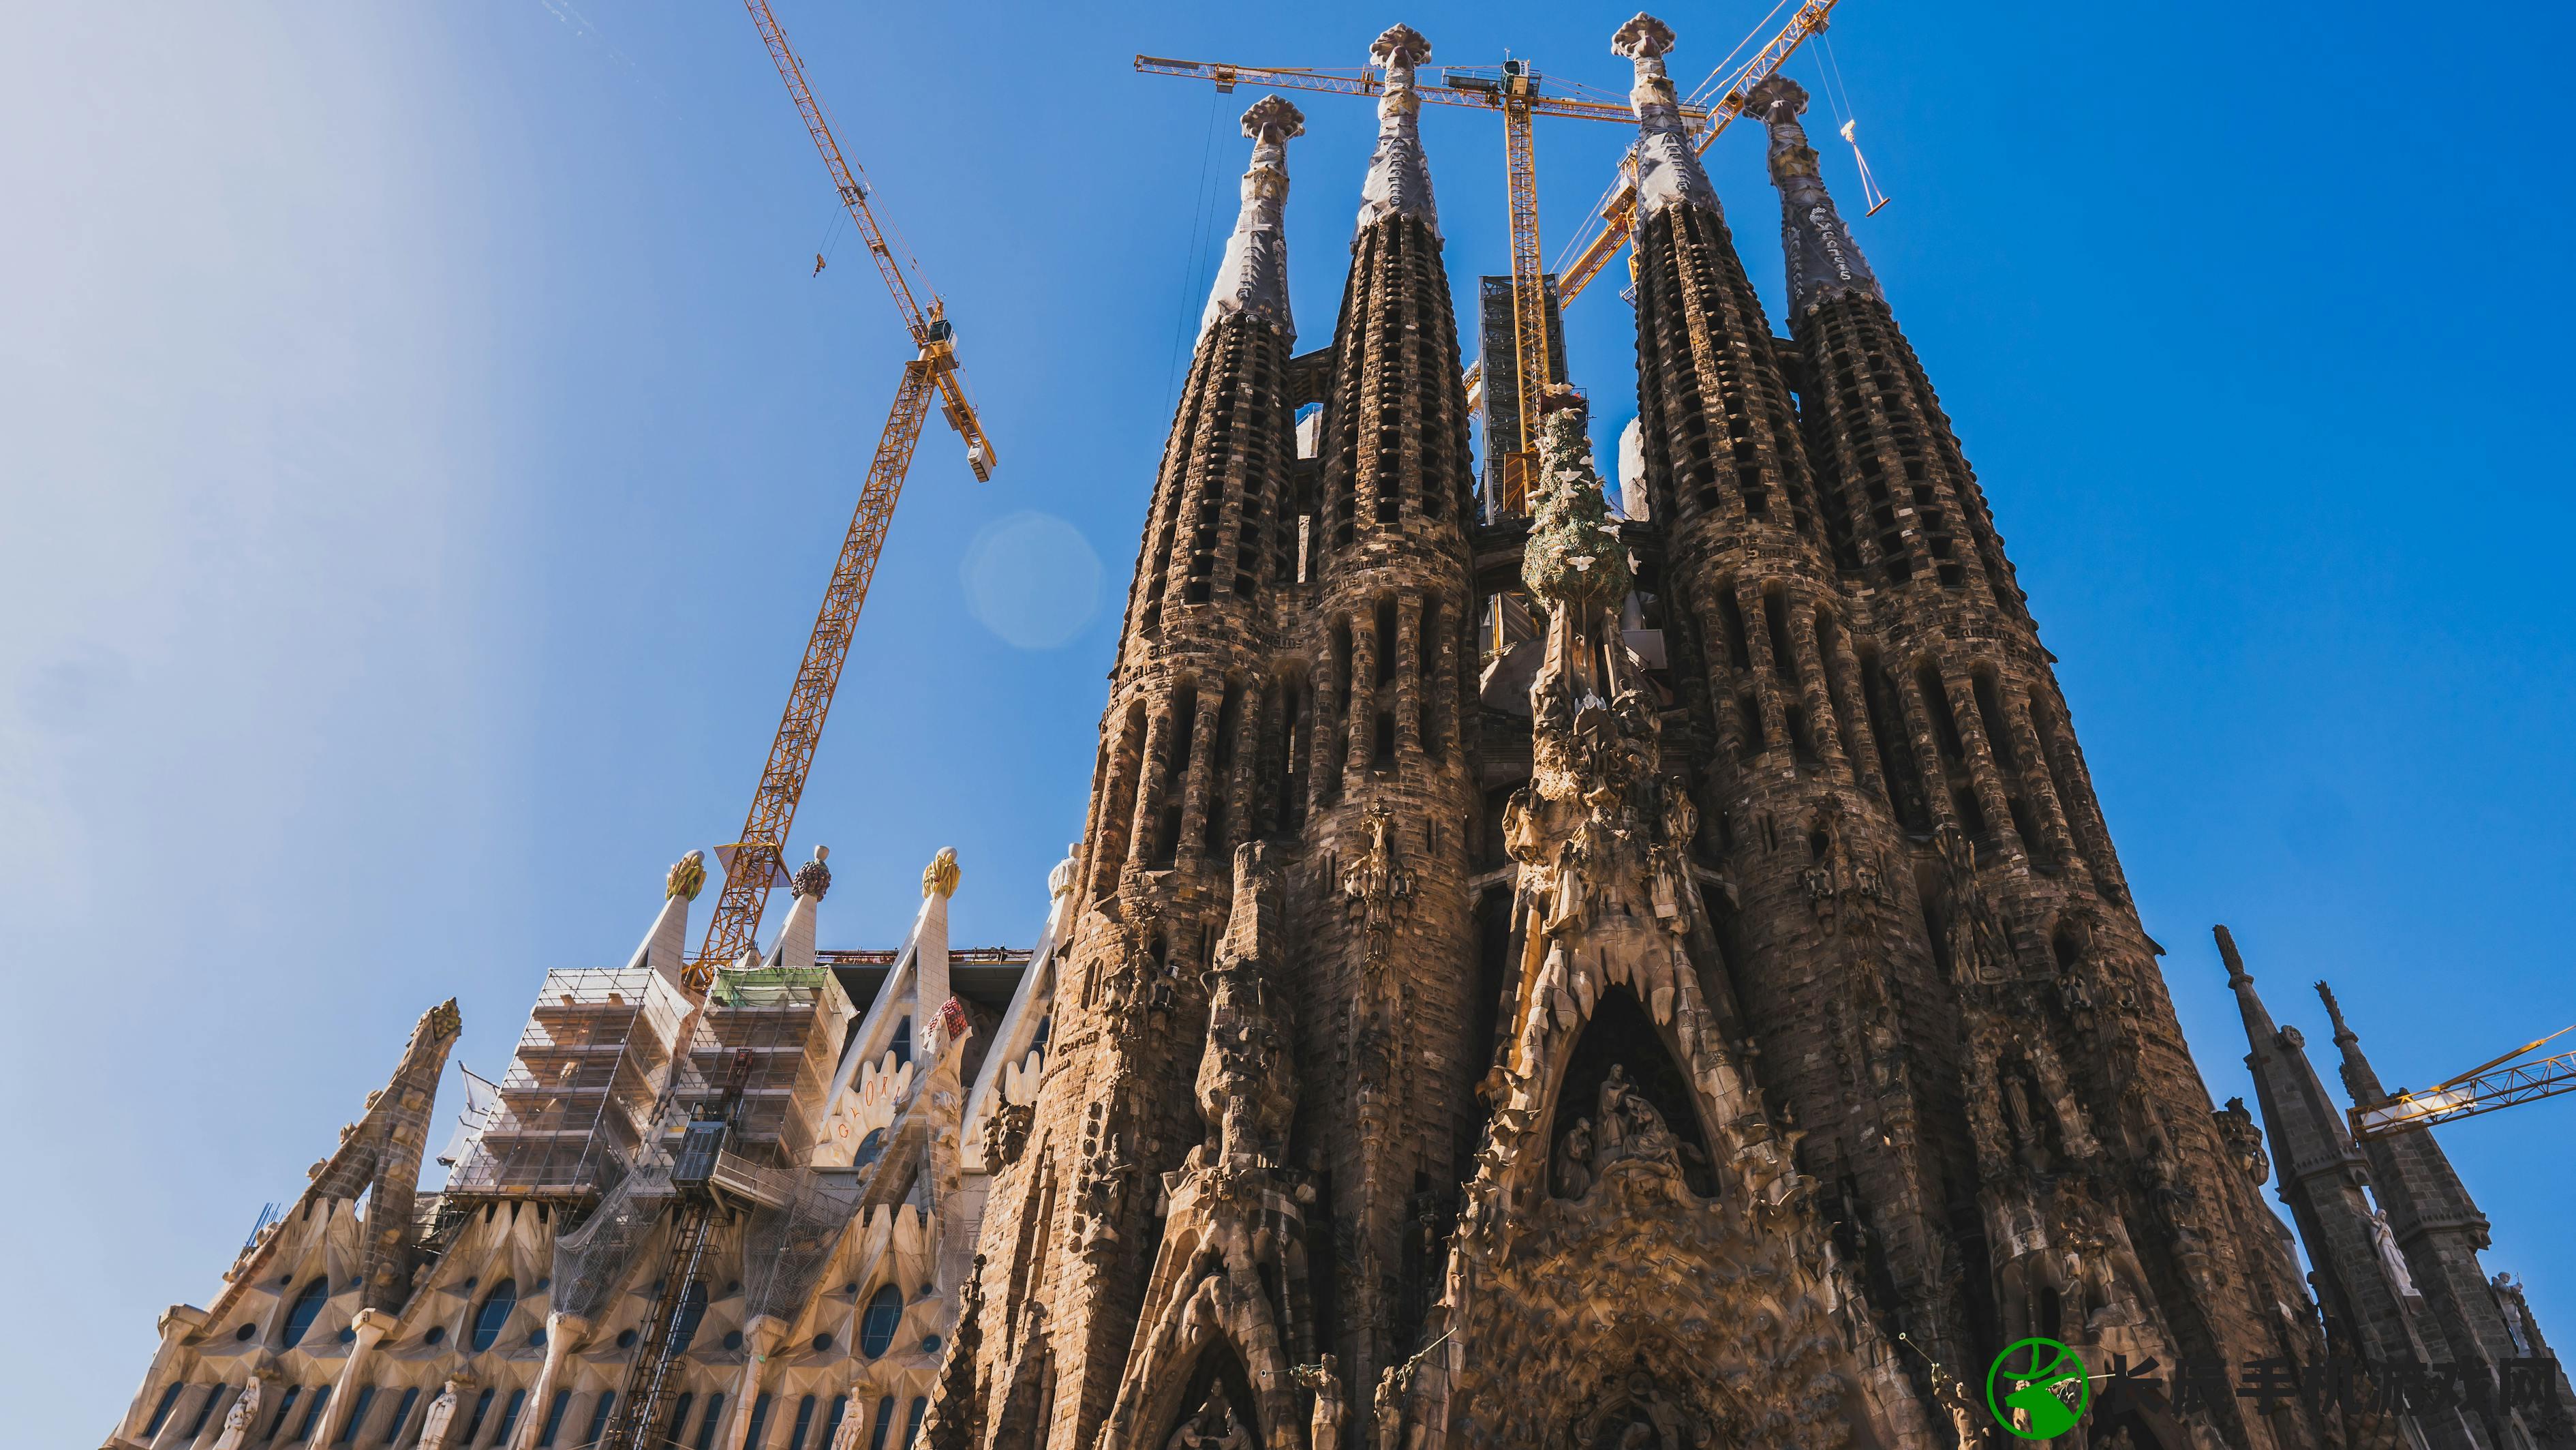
5,1,2569,1438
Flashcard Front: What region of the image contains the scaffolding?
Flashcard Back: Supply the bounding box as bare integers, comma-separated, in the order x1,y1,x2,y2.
445,966,696,1200
1477,273,1567,518
696,965,853,1168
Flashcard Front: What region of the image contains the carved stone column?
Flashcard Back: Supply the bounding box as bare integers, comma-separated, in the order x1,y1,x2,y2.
119,1304,206,1447
317,1308,405,1449
718,1314,792,1450
504,1311,587,1450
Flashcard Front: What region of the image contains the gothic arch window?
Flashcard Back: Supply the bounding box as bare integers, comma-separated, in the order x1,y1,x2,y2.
859,1284,904,1359
1153,1339,1262,1449
470,1279,518,1353
853,1128,886,1169
279,1277,329,1349
1546,988,1715,1198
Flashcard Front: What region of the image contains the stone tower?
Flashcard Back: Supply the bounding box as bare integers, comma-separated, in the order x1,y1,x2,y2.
920,17,2564,1450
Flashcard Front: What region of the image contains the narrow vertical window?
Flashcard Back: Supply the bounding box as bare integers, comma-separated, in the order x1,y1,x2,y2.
743,1393,775,1450
536,1389,572,1448
579,1393,617,1450
335,1385,376,1445
692,1393,727,1450
267,1386,303,1440
867,1396,898,1450
142,1383,187,1440
182,1386,224,1443
380,1387,420,1445
1915,663,1964,761
785,1395,819,1450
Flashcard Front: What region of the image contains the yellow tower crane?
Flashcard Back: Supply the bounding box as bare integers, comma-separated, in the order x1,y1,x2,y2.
2349,1025,2576,1141
688,0,999,989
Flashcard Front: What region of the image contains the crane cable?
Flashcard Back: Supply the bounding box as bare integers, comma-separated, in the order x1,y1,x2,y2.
1163,83,1227,399
1813,33,1891,215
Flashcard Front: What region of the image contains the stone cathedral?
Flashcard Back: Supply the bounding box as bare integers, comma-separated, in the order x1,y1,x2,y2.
109,15,2572,1450
910,16,2574,1450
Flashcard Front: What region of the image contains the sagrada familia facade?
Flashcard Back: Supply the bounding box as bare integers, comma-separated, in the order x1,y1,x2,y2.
108,14,2571,1450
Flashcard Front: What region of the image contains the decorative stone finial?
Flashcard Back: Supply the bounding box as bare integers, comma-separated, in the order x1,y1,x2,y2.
2214,924,2251,986
2314,980,2356,1042
1750,72,1809,124
1370,23,1431,70
1610,12,1676,60
922,846,962,901
1520,389,1631,614
1201,96,1304,342
1356,25,1439,234
1242,94,1304,145
422,998,462,1042
792,845,833,902
666,849,707,903
1612,14,1720,220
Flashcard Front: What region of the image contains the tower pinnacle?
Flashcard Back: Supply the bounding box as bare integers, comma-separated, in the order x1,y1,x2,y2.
1749,73,1882,313
1201,96,1304,343
1613,14,1720,219
2316,978,2393,1106
1357,25,1438,233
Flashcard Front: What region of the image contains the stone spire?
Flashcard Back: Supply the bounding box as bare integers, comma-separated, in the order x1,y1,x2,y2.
2220,928,2442,1376
2316,979,2536,1420
1356,25,1439,234
761,845,831,971
1749,74,1882,314
2316,979,2391,1106
1612,14,1720,219
1201,97,1304,344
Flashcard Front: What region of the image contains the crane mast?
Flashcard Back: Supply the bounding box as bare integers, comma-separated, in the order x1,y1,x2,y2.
691,0,997,987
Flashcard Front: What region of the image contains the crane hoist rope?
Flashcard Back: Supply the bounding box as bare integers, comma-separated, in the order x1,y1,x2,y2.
688,0,998,988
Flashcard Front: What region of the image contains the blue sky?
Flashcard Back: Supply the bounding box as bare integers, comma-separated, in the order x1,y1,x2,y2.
4,1,2569,1438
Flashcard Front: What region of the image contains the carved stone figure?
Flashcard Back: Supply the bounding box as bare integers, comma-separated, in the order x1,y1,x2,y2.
1195,953,1296,1168
1293,1354,1348,1450
1373,1364,1411,1450
1555,1117,1596,1198
1340,809,1415,963
209,1375,264,1450
416,1379,461,1450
